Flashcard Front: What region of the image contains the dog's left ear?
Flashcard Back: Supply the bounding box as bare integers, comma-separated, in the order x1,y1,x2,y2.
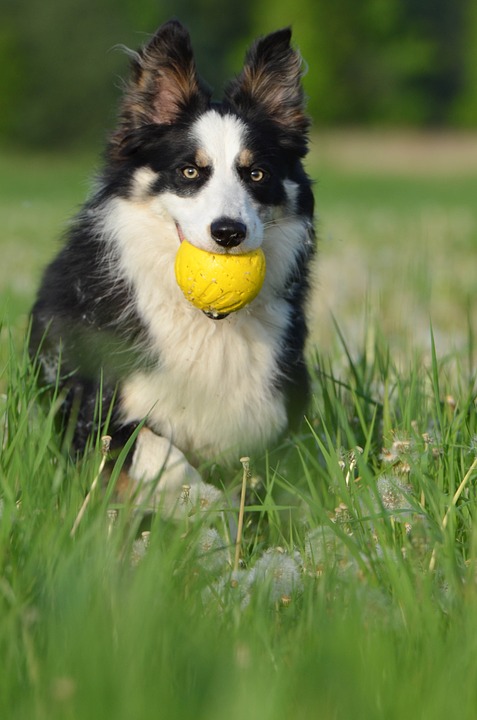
225,28,310,154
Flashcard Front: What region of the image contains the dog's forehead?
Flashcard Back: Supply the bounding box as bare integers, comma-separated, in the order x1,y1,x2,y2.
191,110,252,167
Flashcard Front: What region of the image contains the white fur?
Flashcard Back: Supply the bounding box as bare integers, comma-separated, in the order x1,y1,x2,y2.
157,111,263,253
100,110,310,467
129,427,222,517
130,167,157,199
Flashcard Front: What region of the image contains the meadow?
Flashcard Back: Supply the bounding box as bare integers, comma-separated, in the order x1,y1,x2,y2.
1,132,477,719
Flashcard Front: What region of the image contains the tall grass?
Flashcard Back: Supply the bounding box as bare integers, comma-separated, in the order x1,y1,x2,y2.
1,318,477,719
1,136,477,718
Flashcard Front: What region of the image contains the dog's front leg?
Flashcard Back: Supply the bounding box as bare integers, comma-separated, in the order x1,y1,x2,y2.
127,427,222,519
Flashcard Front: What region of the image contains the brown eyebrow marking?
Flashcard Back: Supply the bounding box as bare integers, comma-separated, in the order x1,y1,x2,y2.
238,148,254,166
194,148,210,167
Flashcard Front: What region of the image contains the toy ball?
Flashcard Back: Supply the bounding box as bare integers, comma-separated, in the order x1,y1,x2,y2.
174,239,266,317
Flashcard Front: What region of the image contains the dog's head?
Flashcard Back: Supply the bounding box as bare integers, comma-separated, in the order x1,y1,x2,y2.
106,20,313,255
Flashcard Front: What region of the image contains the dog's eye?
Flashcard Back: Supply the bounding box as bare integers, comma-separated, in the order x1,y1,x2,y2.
181,166,200,180
250,168,266,183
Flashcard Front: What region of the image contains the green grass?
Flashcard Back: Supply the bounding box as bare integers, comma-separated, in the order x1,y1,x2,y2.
1,134,477,719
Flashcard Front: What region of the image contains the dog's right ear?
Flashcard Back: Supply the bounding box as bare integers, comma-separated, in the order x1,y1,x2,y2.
111,20,210,152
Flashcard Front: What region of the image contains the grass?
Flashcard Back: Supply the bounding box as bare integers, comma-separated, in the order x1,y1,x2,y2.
309,131,477,355
1,132,477,718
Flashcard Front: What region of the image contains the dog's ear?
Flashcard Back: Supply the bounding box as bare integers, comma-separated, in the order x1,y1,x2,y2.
225,29,310,154
112,21,210,149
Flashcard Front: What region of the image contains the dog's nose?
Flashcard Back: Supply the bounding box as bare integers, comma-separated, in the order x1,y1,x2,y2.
210,218,247,248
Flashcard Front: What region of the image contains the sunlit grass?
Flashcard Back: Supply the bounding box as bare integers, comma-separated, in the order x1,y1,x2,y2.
0,150,96,330
309,132,477,356
1,319,477,719
1,134,477,718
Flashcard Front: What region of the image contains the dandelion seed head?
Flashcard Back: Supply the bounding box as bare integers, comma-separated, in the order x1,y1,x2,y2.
408,516,432,557
304,526,338,574
468,435,477,455
392,437,412,454
195,527,229,573
231,569,254,608
251,548,303,603
131,537,148,566
304,526,360,577
333,503,354,532
376,475,413,521
381,448,398,464
184,482,223,518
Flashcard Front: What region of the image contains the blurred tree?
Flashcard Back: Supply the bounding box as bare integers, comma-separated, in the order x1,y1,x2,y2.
0,0,132,148
452,0,477,125
0,0,474,149
0,4,25,141
0,0,251,148
250,0,473,127
148,0,251,94
400,0,467,125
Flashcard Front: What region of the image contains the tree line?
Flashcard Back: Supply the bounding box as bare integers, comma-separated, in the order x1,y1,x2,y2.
1,0,476,149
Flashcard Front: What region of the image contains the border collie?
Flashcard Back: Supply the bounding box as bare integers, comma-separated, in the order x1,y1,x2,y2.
30,20,315,512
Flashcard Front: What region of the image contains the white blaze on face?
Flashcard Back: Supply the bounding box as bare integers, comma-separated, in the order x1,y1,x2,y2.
158,110,264,253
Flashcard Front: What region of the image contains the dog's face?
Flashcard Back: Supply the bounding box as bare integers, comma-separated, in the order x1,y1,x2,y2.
106,21,313,256
140,111,269,254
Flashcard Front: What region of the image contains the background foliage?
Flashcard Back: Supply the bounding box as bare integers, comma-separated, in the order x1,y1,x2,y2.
1,0,476,149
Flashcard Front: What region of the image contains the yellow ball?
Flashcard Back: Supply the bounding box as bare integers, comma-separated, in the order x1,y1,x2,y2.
174,239,266,316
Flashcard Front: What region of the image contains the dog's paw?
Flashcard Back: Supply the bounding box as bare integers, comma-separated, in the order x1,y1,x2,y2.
127,427,222,518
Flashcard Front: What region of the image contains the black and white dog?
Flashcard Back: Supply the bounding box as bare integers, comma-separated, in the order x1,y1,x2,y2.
30,20,315,511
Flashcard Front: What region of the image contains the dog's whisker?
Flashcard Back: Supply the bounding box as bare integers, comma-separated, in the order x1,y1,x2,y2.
262,215,301,229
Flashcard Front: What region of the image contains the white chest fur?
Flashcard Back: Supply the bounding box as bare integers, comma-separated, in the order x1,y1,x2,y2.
120,304,289,464
102,193,306,465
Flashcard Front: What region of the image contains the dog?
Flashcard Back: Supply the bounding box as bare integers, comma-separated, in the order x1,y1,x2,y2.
30,20,315,513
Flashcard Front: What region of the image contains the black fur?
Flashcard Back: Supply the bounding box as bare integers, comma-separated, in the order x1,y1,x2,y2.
30,20,315,466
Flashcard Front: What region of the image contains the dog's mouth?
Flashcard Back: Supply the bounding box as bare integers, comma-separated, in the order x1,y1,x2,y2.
175,222,186,243
174,222,229,321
